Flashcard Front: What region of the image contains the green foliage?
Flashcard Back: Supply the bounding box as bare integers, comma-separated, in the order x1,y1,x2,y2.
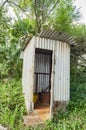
17,0,59,32
0,42,22,79
0,8,36,80
53,0,80,33
11,18,36,38
0,6,22,79
0,79,26,129
0,8,10,44
69,83,86,110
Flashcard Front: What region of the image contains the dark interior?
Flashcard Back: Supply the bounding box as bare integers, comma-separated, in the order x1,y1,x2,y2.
34,48,52,107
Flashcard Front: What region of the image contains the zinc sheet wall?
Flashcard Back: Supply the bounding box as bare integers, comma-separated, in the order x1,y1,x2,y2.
54,41,70,101
35,37,70,101
35,37,55,50
22,37,35,110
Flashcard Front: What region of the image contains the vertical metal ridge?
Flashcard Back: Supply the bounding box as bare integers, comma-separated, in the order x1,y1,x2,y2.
35,37,55,51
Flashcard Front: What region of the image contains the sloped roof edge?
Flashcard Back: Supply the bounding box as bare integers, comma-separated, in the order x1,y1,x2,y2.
22,30,77,51
39,30,77,45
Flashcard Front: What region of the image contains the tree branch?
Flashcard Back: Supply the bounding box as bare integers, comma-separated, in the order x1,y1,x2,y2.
0,0,25,11
41,0,59,27
34,0,41,33
7,1,24,11
0,0,8,10
48,0,59,15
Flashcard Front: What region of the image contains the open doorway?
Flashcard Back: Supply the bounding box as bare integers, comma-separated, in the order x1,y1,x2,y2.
33,48,52,120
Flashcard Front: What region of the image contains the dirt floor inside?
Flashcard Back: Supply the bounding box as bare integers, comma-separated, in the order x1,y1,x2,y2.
23,105,50,126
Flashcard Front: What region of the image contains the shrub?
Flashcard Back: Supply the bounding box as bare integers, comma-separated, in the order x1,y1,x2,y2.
0,79,26,129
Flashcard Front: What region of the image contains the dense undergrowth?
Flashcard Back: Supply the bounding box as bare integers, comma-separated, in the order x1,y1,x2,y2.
0,78,86,130
0,79,26,130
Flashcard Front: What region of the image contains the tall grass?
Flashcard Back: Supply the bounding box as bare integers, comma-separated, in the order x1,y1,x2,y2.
0,79,26,130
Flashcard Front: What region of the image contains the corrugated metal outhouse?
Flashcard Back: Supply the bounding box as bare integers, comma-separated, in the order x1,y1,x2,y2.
22,30,76,119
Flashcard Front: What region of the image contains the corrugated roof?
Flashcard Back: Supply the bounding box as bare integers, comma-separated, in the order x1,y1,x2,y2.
22,30,76,51
39,30,77,45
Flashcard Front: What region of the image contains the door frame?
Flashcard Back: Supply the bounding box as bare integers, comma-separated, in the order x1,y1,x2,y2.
34,48,53,118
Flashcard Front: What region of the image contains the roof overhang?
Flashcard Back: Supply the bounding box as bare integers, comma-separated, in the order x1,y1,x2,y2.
39,30,77,45
22,30,77,51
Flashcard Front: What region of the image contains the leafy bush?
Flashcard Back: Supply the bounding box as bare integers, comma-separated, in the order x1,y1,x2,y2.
0,79,26,129
68,83,86,111
52,81,86,129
